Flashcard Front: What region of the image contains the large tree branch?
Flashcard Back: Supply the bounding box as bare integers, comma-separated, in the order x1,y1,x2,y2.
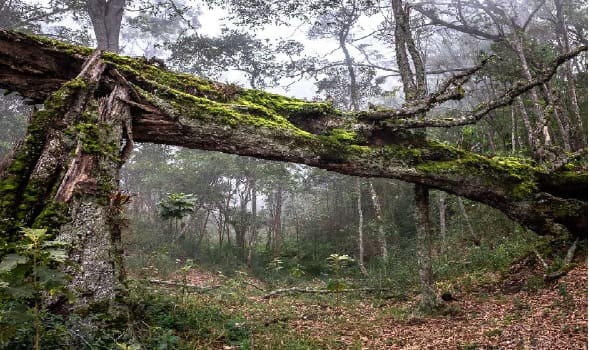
413,4,503,41
376,45,587,129
0,30,586,238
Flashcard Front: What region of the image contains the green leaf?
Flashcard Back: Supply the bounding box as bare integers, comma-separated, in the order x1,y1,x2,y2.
4,286,34,299
0,254,28,273
47,248,68,263
42,240,69,248
1,304,35,323
37,266,68,287
22,228,47,243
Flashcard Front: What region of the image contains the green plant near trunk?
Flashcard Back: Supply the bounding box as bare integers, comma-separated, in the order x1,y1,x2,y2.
0,227,69,349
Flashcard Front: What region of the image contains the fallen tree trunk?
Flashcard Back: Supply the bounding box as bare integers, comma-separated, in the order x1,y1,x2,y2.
0,31,586,323
1,31,585,240
146,279,221,291
262,286,392,299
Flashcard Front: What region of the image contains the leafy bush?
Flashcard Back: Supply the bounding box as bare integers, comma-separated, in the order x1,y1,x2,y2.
0,228,69,349
128,286,241,349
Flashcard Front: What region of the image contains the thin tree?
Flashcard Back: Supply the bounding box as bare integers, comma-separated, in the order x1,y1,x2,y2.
391,0,439,310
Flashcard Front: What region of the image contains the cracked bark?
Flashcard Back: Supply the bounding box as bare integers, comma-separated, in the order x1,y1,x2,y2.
356,178,369,277
0,50,134,331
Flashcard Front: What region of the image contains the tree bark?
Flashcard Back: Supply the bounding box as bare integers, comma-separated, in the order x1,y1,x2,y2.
273,186,283,256
368,180,388,260
554,0,586,149
457,197,479,246
414,185,439,310
247,171,258,266
392,0,440,312
87,0,126,53
437,191,447,255
0,50,133,324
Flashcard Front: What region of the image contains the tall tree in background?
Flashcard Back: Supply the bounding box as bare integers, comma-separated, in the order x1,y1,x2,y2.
391,0,438,310
87,0,125,52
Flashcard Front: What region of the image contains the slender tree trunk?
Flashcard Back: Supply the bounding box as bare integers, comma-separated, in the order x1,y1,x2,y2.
484,127,497,155
555,0,586,149
511,107,517,154
339,29,360,111
516,96,537,152
414,185,438,310
356,178,369,276
457,197,479,246
511,32,553,158
438,191,447,255
247,176,257,267
541,82,571,152
216,212,224,247
290,195,301,257
368,180,388,260
274,187,283,256
195,209,210,250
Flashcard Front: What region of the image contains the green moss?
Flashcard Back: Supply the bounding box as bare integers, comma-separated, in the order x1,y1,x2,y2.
101,52,225,101
238,90,337,119
96,51,347,147
0,74,92,238
510,181,538,200
415,150,543,200
378,144,425,164
327,128,358,143
42,78,87,113
33,202,69,231
16,32,94,56
75,123,102,153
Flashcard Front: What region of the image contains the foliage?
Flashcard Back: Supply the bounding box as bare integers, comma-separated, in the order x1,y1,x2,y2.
325,253,355,294
0,227,69,349
126,282,243,349
159,192,196,221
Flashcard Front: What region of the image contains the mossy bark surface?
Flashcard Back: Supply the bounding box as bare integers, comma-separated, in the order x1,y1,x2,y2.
0,50,131,323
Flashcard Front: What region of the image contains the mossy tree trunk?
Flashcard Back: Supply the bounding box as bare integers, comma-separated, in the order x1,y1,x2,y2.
392,0,440,311
0,50,133,321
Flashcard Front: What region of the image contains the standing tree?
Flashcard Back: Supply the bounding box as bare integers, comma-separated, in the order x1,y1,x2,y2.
390,0,438,310
87,0,125,52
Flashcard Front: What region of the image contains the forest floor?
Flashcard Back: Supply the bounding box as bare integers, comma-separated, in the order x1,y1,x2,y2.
139,258,587,349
